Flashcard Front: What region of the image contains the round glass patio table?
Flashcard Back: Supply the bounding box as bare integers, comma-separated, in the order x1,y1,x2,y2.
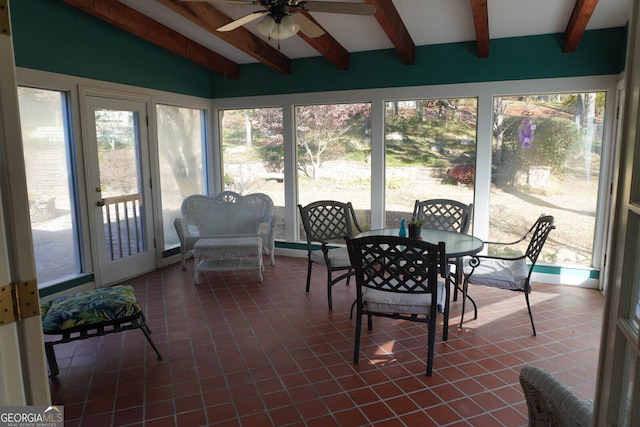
356,228,484,258
355,228,484,341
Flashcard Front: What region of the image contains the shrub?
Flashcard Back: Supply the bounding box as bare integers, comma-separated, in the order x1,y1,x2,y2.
500,116,580,172
449,164,475,185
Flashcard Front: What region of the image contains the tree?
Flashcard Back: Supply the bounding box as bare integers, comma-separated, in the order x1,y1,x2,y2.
415,100,423,122
436,99,460,122
493,97,516,165
389,101,399,126
251,108,285,173
295,104,370,179
245,109,253,148
157,106,202,197
91,108,136,151
565,93,599,181
581,93,597,181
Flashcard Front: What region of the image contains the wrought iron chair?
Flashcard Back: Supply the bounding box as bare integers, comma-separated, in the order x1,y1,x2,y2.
412,199,473,233
412,199,473,300
346,235,446,376
298,200,364,310
460,215,555,335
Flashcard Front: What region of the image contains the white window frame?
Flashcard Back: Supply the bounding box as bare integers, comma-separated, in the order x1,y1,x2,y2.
212,75,619,288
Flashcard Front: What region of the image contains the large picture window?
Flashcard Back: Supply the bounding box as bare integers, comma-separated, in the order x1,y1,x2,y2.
491,93,606,266
220,108,285,240
385,98,477,227
18,87,80,285
295,103,372,231
157,104,206,249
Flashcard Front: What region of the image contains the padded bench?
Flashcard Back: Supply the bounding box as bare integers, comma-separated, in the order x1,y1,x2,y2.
41,285,162,378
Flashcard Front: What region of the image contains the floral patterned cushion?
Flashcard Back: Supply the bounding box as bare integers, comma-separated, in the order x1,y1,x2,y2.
41,285,141,334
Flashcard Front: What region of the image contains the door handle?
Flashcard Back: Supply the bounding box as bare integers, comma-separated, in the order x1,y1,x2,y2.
96,200,105,207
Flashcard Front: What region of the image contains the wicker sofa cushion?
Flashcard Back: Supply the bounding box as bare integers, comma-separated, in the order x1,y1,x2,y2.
41,285,141,334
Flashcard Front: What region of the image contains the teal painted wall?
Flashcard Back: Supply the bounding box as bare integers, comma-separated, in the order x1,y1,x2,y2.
10,0,626,99
211,28,627,98
10,0,213,98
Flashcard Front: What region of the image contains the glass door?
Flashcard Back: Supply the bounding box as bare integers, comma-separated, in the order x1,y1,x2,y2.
83,94,155,285
597,2,640,424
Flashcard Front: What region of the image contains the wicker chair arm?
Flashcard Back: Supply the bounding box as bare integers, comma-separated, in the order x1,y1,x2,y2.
257,214,273,230
520,365,593,427
174,217,200,242
257,215,275,245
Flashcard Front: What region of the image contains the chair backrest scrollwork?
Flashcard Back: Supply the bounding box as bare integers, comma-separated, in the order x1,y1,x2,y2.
412,199,473,234
346,235,446,296
526,215,556,266
298,200,363,245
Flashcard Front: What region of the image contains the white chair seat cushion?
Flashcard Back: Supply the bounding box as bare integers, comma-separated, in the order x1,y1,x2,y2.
310,246,351,268
464,257,528,290
363,279,446,315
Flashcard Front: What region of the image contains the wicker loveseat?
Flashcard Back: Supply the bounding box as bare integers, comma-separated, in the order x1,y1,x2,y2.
174,192,276,281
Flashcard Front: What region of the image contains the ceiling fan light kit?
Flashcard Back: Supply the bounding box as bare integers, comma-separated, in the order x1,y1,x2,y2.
195,0,376,40
256,13,300,39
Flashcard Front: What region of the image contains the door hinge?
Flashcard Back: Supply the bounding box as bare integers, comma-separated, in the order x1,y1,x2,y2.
0,279,40,326
0,0,10,37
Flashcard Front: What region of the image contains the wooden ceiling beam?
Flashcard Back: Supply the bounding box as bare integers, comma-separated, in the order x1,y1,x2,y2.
297,12,350,70
62,0,240,79
564,0,599,52
470,0,489,58
363,0,415,65
155,0,291,75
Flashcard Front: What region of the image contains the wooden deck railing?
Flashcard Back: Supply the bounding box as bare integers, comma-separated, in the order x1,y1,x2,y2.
101,193,145,260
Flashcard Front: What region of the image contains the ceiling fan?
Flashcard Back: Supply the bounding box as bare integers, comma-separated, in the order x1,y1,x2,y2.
186,1,377,40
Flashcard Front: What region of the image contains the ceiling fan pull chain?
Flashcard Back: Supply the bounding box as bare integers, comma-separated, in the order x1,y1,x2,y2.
277,23,281,50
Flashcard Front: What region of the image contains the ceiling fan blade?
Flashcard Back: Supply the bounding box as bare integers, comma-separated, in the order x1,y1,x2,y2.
217,10,267,31
289,13,325,38
299,1,376,15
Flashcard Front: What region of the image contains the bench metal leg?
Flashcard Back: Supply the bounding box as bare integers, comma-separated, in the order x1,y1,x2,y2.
44,311,163,378
45,343,59,379
139,312,163,361
140,328,163,361
194,255,201,285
